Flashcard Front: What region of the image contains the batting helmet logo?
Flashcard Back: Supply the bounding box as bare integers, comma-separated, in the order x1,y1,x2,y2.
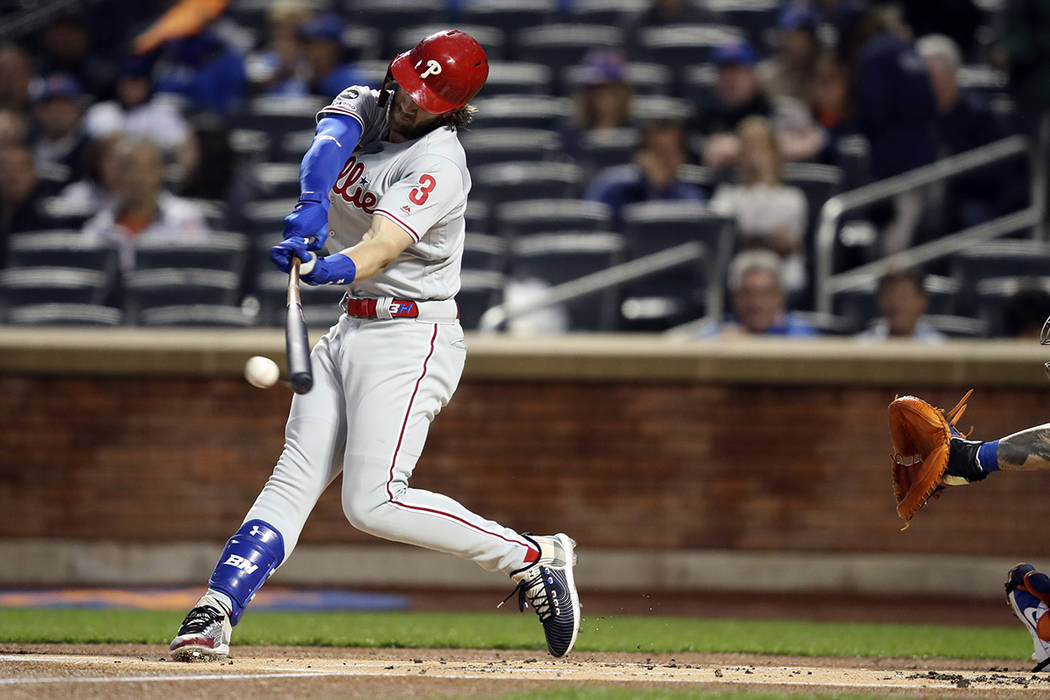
383,30,488,115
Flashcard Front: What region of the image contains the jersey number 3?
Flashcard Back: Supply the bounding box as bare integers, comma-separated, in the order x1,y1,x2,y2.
409,174,436,205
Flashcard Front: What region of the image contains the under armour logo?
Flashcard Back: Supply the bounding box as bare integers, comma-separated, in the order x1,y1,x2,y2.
417,59,442,79
249,525,261,536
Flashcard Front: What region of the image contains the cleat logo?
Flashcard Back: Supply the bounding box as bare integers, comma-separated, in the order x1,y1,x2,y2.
223,554,259,574
1025,606,1044,630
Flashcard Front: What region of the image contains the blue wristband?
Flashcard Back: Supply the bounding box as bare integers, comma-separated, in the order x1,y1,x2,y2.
304,253,357,286
976,440,1000,472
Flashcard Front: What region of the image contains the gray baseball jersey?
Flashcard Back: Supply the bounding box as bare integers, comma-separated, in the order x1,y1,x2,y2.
318,86,468,301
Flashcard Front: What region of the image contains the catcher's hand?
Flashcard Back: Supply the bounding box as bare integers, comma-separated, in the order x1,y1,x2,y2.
888,389,975,529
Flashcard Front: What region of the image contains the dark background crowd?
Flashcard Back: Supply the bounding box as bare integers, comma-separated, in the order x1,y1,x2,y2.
0,0,1049,339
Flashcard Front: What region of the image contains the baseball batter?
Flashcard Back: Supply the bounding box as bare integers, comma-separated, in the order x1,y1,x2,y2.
169,30,580,661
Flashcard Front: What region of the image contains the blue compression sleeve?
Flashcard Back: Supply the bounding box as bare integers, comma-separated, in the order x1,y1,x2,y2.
299,114,362,203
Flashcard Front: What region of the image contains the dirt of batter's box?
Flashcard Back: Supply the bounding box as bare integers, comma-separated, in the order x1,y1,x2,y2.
3,645,1049,700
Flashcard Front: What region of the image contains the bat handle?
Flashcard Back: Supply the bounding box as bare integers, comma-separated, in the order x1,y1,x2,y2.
287,257,302,306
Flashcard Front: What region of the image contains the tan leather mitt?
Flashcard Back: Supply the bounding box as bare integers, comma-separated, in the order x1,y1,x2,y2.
888,389,973,528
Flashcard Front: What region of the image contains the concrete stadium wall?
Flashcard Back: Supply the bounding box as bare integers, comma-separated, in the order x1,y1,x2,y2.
3,328,1049,595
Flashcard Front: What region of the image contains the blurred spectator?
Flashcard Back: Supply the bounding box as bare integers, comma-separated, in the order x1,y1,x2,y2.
152,29,247,115
0,108,28,148
33,74,91,185
841,7,938,254
917,34,1027,231
35,13,113,98
693,40,773,168
299,14,369,99
0,144,51,264
699,249,817,337
82,140,208,270
856,269,946,342
625,0,724,52
710,116,808,292
760,2,819,104
573,50,633,133
584,120,704,226
1002,287,1050,339
0,44,35,112
84,56,189,153
58,134,128,215
898,0,981,60
245,1,314,96
808,51,857,163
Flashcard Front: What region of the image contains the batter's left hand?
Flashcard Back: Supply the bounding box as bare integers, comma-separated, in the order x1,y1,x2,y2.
283,198,329,251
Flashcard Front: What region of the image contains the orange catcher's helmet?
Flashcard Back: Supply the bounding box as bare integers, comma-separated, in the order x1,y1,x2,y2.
384,29,489,115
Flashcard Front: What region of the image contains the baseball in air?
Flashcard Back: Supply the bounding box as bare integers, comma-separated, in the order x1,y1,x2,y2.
244,356,280,388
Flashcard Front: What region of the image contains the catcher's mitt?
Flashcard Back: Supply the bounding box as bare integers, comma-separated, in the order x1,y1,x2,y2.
888,389,974,529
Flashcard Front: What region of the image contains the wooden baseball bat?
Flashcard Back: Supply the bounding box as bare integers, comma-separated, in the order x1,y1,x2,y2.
285,257,313,394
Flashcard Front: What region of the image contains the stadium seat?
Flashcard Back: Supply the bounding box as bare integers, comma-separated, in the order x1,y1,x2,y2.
6,232,119,273
833,274,963,331
480,62,553,96
976,276,1050,336
6,303,123,326
924,314,988,338
630,95,694,122
564,61,673,98
461,128,563,167
124,268,241,319
515,24,623,87
707,0,780,49
569,0,649,26
344,25,384,61
256,162,302,200
463,233,509,272
352,0,446,37
635,24,743,82
471,96,573,131
244,199,297,237
496,199,612,237
790,310,857,336
951,241,1050,307
678,164,717,193
471,162,585,206
466,200,490,233
183,199,230,230
781,163,844,231
254,270,347,328
509,231,625,330
0,267,111,306
395,25,507,61
135,233,250,274
578,128,639,173
680,63,717,106
277,129,316,163
460,0,558,38
457,270,507,330
240,96,328,132
39,196,95,229
138,305,258,327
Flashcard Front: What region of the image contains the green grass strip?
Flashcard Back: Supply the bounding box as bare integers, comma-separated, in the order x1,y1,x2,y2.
0,609,1031,661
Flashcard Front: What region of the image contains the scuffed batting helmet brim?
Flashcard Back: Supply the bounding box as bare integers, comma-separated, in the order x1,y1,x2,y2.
389,52,459,115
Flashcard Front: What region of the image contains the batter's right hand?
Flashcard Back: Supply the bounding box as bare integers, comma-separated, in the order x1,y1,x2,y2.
270,237,317,274
283,197,329,251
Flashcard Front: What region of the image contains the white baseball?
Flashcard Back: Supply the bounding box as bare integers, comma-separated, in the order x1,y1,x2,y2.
244,355,280,389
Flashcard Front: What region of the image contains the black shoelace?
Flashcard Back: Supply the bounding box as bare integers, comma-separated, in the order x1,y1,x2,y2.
178,605,224,634
498,568,556,622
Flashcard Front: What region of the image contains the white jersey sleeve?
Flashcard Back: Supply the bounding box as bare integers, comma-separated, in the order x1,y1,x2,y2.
372,153,468,243
317,86,384,145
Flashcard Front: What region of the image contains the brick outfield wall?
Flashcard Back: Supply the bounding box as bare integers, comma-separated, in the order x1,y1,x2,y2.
3,375,1050,559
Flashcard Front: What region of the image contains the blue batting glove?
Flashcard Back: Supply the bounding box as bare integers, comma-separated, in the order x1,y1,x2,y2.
270,236,315,273
283,197,329,251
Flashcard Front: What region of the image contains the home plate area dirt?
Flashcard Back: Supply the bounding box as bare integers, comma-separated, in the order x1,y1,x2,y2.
3,645,1050,699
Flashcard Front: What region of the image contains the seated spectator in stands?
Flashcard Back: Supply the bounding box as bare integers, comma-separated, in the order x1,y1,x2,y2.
32,74,91,186
0,45,35,112
1001,287,1050,339
840,7,938,254
856,269,945,342
760,2,819,104
36,12,112,98
84,56,189,153
917,34,1026,232
709,116,808,293
574,49,633,133
808,51,857,165
246,1,314,96
700,250,817,337
625,0,724,53
82,140,207,270
0,108,28,148
692,40,773,168
153,29,246,115
0,144,52,256
584,120,704,227
57,134,127,215
299,14,369,99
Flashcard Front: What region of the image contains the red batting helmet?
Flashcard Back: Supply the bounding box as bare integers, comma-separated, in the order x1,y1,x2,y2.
383,29,489,115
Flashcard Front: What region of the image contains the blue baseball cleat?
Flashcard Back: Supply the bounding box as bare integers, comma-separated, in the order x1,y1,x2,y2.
502,533,581,657
1006,563,1050,671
